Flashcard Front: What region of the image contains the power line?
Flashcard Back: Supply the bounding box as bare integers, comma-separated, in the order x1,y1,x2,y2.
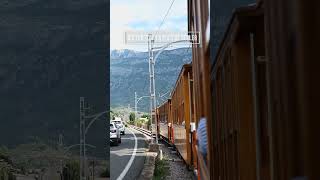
186,43,192,55
152,0,176,41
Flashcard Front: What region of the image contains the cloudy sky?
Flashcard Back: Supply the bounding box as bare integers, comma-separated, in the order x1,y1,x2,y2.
110,0,188,51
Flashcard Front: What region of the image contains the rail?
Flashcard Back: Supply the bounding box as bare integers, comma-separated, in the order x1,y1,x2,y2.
128,124,153,138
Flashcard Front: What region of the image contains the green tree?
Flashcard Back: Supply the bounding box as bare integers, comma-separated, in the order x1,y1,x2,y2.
129,112,135,123
110,111,114,120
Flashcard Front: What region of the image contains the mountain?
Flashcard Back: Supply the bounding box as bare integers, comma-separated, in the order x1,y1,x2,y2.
110,47,192,112
0,0,109,158
110,49,147,59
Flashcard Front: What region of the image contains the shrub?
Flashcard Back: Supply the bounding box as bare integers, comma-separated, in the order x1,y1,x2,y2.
62,160,80,180
129,112,135,123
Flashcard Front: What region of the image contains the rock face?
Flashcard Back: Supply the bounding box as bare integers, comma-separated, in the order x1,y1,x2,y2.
0,0,109,157
110,48,192,112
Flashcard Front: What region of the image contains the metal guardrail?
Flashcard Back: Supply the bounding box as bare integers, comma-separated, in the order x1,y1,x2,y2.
128,125,153,138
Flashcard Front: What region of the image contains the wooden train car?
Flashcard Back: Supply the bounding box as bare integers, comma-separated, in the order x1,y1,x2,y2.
263,0,320,179
187,0,211,178
170,64,195,167
154,0,320,179
191,0,320,179
210,3,270,180
157,99,173,143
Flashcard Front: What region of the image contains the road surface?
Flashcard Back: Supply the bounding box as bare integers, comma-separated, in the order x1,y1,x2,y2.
110,128,147,180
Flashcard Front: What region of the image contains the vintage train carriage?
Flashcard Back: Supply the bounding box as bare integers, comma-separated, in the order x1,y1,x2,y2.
263,0,320,179
210,3,270,180
157,99,173,143
210,1,320,179
170,64,194,167
187,0,320,179
187,0,210,178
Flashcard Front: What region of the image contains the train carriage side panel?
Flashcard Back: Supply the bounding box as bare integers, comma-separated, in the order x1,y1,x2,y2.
171,64,193,166
188,0,212,178
210,4,271,180
183,65,193,167
159,101,169,141
264,0,320,179
172,75,187,163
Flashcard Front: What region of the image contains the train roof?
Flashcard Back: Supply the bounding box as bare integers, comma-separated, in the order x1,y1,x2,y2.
158,98,171,108
170,63,192,98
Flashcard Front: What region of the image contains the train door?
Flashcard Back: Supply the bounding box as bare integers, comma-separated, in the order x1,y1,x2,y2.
188,72,197,170
168,100,173,144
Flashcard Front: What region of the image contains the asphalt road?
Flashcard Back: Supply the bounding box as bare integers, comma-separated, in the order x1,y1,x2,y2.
110,128,147,180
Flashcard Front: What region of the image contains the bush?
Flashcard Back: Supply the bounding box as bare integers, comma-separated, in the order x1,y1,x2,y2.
0,167,9,180
100,168,110,177
62,160,80,180
129,113,135,123
0,167,16,180
153,159,169,180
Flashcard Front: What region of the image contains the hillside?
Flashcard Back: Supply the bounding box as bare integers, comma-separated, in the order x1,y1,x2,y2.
110,48,192,112
0,0,109,158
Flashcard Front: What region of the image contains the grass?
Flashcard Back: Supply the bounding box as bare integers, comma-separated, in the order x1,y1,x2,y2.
153,159,170,180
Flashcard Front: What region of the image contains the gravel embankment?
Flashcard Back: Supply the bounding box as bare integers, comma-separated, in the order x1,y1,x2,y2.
159,141,195,180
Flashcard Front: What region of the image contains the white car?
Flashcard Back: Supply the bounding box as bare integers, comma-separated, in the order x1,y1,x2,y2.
111,120,126,135
110,122,121,145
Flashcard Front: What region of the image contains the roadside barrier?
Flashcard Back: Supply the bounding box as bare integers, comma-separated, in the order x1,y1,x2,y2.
128,125,153,138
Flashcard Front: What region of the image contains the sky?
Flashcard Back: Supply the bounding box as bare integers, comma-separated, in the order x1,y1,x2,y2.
110,0,188,52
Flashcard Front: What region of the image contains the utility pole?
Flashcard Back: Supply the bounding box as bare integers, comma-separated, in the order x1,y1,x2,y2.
80,97,85,180
148,34,153,136
58,134,64,180
92,159,95,180
135,92,138,122
80,98,91,180
148,34,159,144
80,97,109,180
135,92,150,125
59,134,63,147
148,38,191,144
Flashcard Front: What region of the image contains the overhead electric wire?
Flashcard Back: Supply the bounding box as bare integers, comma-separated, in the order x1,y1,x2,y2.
152,0,176,41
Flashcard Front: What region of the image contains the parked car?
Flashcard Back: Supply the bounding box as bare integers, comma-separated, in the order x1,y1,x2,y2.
110,122,121,145
111,120,126,135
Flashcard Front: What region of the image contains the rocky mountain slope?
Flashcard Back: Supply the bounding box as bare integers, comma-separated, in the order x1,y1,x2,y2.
110,48,192,112
0,0,109,157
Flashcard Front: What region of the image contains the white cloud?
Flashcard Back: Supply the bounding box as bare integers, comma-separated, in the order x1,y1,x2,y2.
111,0,188,51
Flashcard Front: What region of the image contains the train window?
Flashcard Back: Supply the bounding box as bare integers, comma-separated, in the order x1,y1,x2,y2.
211,0,255,63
